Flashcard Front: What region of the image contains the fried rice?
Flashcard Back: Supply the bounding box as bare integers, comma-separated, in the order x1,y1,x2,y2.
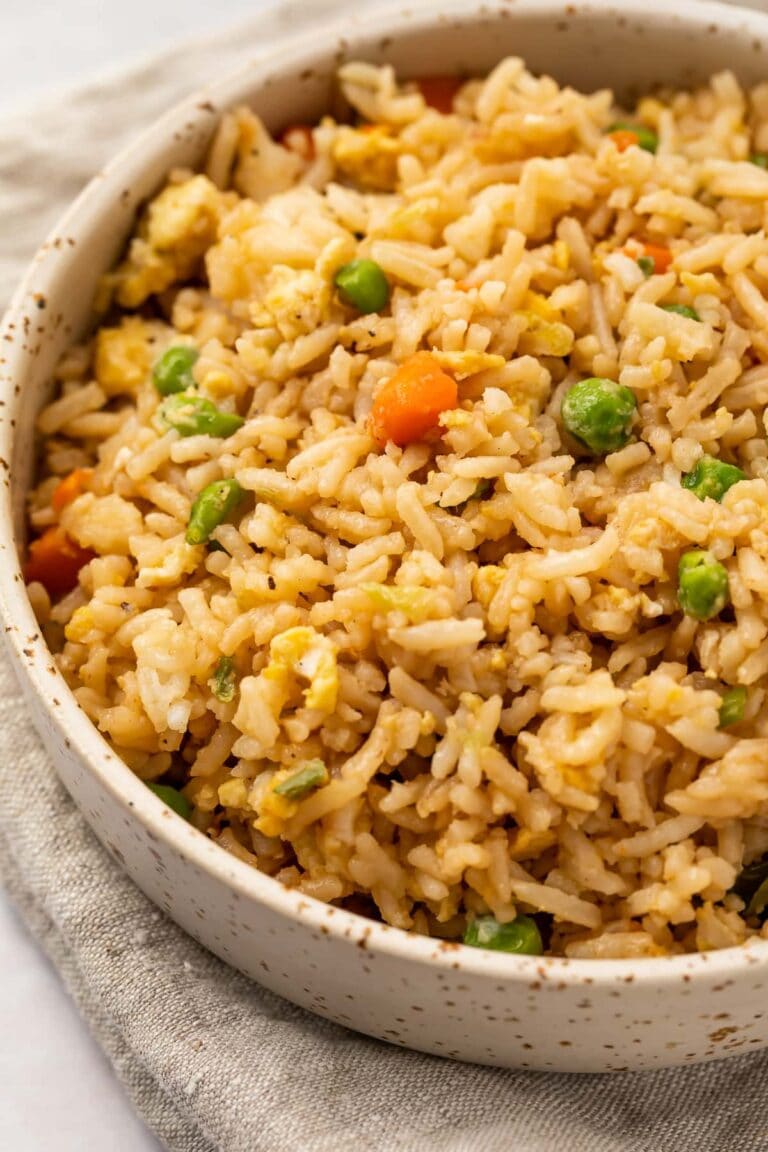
24,59,768,958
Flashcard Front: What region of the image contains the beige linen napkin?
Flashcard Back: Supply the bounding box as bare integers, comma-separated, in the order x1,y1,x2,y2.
3,5,768,1150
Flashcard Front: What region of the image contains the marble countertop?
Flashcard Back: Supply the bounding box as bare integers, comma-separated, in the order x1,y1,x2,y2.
0,5,268,1147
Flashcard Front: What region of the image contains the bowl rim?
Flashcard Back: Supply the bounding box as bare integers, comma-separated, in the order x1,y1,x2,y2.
3,0,768,988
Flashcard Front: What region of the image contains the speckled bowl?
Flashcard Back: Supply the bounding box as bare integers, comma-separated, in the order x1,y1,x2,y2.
4,0,768,1073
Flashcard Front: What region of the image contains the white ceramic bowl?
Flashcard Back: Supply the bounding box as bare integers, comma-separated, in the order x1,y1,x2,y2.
4,0,768,1073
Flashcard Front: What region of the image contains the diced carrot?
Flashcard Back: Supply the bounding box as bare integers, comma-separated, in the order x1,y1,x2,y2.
51,467,93,514
621,241,673,274
369,351,458,447
24,526,95,599
279,124,315,162
416,76,463,115
607,129,641,152
641,243,673,273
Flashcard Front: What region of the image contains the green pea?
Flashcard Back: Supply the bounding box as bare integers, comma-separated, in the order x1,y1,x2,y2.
273,759,328,799
637,255,655,277
334,259,390,313
186,478,243,545
152,345,199,396
561,377,637,455
719,685,747,729
681,455,746,503
147,782,191,820
606,120,658,153
211,655,236,703
159,393,244,438
463,914,543,955
661,303,700,321
677,550,729,621
750,152,768,169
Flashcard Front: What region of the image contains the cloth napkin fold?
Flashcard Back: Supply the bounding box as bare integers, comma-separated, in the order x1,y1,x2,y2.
4,4,768,1150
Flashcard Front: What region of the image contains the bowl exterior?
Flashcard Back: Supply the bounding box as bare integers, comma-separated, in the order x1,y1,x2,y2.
3,0,768,1072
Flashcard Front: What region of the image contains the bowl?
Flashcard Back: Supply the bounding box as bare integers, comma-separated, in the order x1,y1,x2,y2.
3,0,768,1073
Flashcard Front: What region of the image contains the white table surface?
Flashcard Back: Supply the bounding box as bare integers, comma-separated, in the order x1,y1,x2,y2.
0,6,273,1148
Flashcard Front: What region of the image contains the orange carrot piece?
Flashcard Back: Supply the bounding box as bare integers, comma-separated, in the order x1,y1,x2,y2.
279,124,315,161
24,526,95,599
621,241,673,274
416,75,463,115
607,129,641,152
641,243,673,274
369,351,458,447
51,467,93,514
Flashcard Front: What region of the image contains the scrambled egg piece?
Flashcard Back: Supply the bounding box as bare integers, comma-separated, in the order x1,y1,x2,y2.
147,176,224,250
386,197,460,245
473,565,506,610
255,787,297,837
332,125,401,190
517,292,574,357
508,827,557,861
65,605,96,644
431,350,506,379
440,409,473,431
94,317,169,396
262,267,331,341
552,239,570,271
218,778,249,808
130,532,201,590
680,270,724,298
107,175,231,308
254,762,329,837
361,582,436,622
265,626,339,712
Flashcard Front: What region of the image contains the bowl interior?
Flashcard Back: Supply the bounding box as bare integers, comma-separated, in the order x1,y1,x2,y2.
4,0,768,985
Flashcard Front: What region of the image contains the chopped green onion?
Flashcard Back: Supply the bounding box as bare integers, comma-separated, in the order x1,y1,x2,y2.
159,393,244,439
732,855,768,919
637,255,655,277
211,655,236,703
147,782,191,820
718,685,747,729
750,152,768,169
454,479,494,513
463,914,543,955
469,479,493,501
747,877,768,918
186,478,243,545
273,759,328,799
734,854,768,903
660,303,700,321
